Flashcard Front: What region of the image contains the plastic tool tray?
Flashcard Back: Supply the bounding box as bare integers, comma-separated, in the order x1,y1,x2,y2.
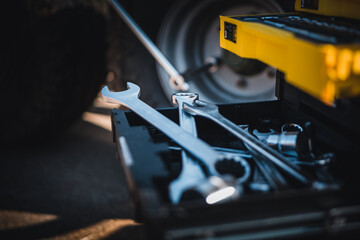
111,83,360,239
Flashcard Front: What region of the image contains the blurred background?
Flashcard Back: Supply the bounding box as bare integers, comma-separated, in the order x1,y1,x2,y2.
0,0,293,239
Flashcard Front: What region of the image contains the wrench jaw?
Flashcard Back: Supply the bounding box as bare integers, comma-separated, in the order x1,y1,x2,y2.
101,82,141,107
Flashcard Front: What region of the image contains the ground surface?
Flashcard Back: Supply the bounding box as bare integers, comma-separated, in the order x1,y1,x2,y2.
0,98,145,239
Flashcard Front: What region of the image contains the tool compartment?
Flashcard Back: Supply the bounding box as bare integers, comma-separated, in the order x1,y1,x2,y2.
111,72,360,239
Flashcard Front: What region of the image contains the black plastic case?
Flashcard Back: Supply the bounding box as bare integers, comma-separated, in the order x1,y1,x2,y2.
111,72,360,239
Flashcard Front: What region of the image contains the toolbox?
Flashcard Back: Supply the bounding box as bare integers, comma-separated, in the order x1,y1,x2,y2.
111,75,360,239
109,0,360,239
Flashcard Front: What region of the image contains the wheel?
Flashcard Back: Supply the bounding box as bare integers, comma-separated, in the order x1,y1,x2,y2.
114,0,290,108
157,0,285,104
0,1,109,146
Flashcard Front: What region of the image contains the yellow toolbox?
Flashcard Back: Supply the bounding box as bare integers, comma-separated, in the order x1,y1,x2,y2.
220,0,360,105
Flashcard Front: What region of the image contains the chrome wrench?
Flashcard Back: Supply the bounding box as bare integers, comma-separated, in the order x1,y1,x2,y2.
170,93,217,203
183,100,313,185
101,83,221,175
170,93,240,204
170,93,207,203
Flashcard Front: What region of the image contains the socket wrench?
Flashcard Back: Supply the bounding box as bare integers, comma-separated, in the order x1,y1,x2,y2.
183,100,313,185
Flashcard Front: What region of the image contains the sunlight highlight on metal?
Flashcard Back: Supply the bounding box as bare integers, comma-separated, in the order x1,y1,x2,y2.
205,186,236,204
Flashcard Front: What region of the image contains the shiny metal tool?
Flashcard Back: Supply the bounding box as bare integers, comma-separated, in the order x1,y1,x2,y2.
183,100,313,185
109,0,188,91
169,93,240,204
101,83,222,175
264,131,311,158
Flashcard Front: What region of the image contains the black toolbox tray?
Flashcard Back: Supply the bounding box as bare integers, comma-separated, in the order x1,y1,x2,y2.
111,76,360,239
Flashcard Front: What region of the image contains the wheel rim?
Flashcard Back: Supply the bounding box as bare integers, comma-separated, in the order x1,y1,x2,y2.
156,0,283,103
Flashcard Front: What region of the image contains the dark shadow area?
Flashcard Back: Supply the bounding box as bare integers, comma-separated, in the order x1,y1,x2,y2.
0,117,145,239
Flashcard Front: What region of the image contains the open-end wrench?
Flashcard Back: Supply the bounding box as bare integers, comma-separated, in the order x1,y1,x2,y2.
183,100,313,186
169,93,208,203
169,93,241,204
101,83,222,175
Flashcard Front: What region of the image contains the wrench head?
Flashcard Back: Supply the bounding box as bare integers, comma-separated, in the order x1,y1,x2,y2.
101,82,140,106
171,92,199,106
183,99,220,117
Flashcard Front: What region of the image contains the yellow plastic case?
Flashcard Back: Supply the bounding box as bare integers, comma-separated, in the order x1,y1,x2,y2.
220,0,360,105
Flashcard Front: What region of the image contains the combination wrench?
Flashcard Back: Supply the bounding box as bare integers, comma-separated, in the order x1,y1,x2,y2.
183,100,313,186
101,83,222,176
169,93,239,204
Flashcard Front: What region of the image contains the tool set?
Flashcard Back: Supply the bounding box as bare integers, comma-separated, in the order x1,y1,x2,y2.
102,83,337,205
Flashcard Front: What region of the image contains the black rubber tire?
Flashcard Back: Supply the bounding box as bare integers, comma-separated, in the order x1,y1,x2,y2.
0,1,109,146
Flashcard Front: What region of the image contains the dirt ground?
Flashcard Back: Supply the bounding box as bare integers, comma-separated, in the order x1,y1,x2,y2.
0,98,146,239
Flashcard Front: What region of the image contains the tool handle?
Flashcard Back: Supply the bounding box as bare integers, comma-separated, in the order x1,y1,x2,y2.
125,98,220,167
109,0,187,90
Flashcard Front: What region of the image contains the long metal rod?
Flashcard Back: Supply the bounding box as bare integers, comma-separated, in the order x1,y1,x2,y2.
109,0,188,90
